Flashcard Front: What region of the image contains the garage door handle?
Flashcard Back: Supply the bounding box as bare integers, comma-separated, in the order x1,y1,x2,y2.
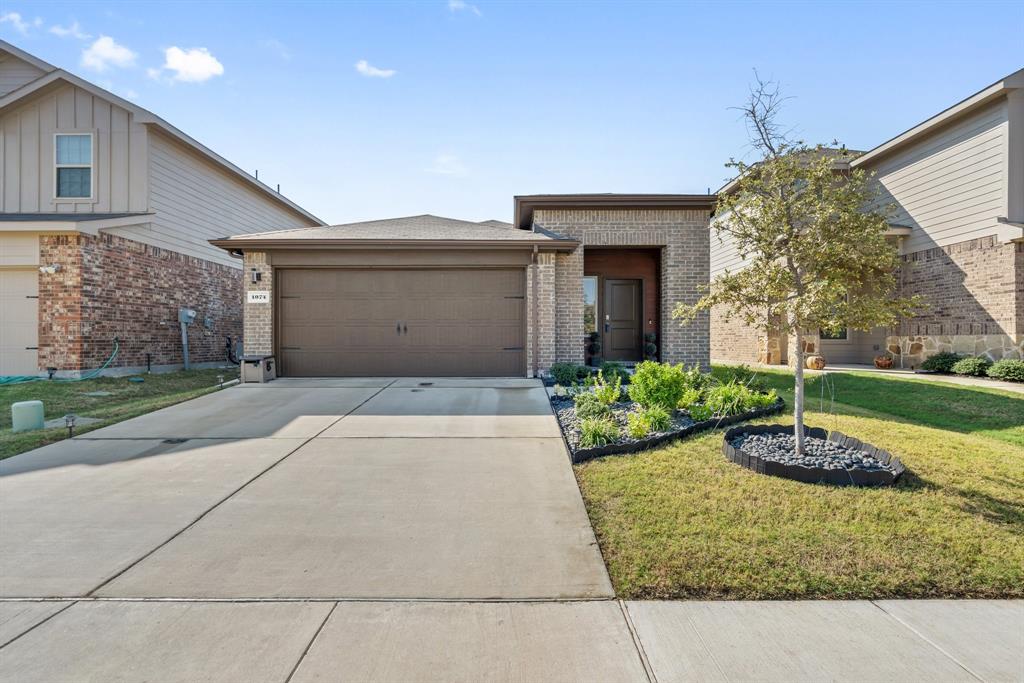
396,322,401,334
403,324,407,334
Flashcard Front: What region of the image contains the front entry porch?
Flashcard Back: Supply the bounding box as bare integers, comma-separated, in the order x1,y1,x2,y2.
583,248,660,366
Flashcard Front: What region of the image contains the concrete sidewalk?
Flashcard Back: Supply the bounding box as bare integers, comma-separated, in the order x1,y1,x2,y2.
0,599,1020,682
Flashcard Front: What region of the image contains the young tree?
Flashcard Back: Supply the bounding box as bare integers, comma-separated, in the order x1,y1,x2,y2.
675,77,919,455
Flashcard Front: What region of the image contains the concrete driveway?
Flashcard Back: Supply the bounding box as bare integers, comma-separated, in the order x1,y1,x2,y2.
1,377,609,600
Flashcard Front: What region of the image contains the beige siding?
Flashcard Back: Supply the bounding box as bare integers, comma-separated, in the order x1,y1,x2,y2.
138,130,312,267
709,209,749,278
864,99,1008,252
0,233,40,266
0,82,148,214
0,55,44,97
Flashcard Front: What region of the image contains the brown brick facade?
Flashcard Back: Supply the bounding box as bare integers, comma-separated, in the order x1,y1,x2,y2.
533,208,711,370
243,251,274,356
38,233,242,374
710,304,761,364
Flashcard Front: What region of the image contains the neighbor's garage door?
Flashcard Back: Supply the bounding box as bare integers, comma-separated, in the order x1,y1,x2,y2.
277,269,525,377
0,269,39,376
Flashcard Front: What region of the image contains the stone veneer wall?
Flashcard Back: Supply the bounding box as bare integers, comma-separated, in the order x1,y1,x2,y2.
885,236,1023,366
38,233,242,372
532,208,711,371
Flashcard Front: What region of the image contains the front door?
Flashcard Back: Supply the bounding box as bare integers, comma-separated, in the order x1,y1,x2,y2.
603,279,642,362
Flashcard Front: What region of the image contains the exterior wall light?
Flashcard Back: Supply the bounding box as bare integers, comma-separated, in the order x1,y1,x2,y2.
39,264,62,274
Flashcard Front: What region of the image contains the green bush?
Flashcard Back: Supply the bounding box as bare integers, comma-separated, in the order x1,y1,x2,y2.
676,387,702,410
951,356,993,377
682,364,715,394
579,417,620,448
599,361,630,384
987,359,1024,382
628,361,689,410
641,404,672,432
705,380,749,417
625,412,650,439
920,352,962,373
745,388,780,410
588,371,622,406
687,403,713,422
573,391,609,420
550,362,590,386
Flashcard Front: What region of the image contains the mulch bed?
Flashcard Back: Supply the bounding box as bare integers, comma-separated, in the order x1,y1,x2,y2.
723,424,906,486
549,392,785,464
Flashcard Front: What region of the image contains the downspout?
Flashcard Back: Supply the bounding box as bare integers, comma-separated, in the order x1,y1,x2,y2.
898,235,905,369
532,245,539,378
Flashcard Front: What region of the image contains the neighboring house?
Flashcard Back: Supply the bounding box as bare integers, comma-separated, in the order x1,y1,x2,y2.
0,41,323,376
711,68,1024,367
212,196,713,378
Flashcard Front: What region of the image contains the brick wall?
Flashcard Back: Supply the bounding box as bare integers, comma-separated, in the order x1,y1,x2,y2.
709,304,760,363
38,233,242,372
896,235,1019,338
533,208,710,370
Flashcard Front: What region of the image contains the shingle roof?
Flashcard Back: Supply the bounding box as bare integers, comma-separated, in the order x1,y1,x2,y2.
220,214,564,242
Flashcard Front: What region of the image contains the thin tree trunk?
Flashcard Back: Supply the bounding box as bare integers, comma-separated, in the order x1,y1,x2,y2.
793,328,806,456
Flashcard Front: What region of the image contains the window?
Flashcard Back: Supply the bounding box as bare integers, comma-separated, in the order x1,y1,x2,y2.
583,276,598,334
55,134,93,198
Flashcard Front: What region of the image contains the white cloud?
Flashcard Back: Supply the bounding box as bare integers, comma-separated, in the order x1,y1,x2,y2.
426,153,468,177
448,0,481,16
81,35,137,72
260,38,290,61
1,12,42,35
355,59,396,78
155,46,225,83
50,20,91,40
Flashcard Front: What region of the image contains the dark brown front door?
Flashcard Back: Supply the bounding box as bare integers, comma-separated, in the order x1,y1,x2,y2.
277,269,525,377
603,279,642,362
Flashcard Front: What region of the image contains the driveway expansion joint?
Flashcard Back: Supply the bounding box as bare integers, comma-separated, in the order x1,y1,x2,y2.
869,600,986,682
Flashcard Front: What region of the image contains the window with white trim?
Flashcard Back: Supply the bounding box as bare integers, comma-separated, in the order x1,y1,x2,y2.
55,134,93,198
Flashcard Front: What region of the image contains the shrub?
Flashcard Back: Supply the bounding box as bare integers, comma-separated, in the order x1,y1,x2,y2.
920,352,962,373
705,380,749,417
745,388,780,410
573,391,609,420
579,417,619,448
677,387,702,410
628,361,690,409
987,359,1024,382
599,361,630,384
951,356,993,377
625,412,650,439
588,371,622,406
550,362,590,386
687,403,713,421
642,404,672,432
682,364,715,394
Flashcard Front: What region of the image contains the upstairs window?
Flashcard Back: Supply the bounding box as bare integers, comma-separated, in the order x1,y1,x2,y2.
55,134,93,198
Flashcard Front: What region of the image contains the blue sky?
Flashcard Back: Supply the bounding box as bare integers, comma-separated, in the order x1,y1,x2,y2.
3,1,1022,225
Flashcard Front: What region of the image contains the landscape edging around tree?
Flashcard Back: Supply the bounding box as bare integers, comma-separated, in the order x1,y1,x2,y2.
562,397,786,464
721,424,906,486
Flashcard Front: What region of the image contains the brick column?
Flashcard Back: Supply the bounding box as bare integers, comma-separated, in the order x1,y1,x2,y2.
535,253,557,375
243,251,274,355
555,248,585,364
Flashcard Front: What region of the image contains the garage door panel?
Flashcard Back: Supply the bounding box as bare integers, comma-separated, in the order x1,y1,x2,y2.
0,269,39,376
277,269,524,377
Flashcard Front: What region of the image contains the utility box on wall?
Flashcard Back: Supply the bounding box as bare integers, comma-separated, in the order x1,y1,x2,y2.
240,355,276,383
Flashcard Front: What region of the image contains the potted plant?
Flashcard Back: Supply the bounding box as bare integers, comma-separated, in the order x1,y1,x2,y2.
586,332,602,365
643,332,658,361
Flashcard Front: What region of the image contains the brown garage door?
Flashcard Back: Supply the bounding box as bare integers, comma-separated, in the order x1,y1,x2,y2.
277,269,525,377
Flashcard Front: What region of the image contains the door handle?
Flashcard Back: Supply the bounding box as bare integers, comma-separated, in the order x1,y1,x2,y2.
396,322,401,334
604,323,610,333
403,324,408,334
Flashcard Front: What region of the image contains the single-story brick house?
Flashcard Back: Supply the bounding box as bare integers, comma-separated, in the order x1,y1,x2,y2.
0,40,323,377
211,196,713,378
711,68,1024,367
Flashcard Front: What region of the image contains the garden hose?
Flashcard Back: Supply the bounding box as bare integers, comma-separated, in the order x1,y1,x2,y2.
0,338,120,386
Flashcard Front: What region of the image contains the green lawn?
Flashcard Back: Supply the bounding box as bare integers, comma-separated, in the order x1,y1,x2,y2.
575,366,1024,599
0,368,237,459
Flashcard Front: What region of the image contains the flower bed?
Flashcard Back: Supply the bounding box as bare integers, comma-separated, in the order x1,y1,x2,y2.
722,424,905,486
550,393,785,463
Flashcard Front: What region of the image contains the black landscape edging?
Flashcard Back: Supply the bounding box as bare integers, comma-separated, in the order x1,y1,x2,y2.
563,397,785,464
721,424,906,486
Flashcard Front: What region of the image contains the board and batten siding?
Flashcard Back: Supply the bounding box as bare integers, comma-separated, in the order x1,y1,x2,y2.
0,82,148,214
863,99,1009,253
140,129,313,268
0,56,45,97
